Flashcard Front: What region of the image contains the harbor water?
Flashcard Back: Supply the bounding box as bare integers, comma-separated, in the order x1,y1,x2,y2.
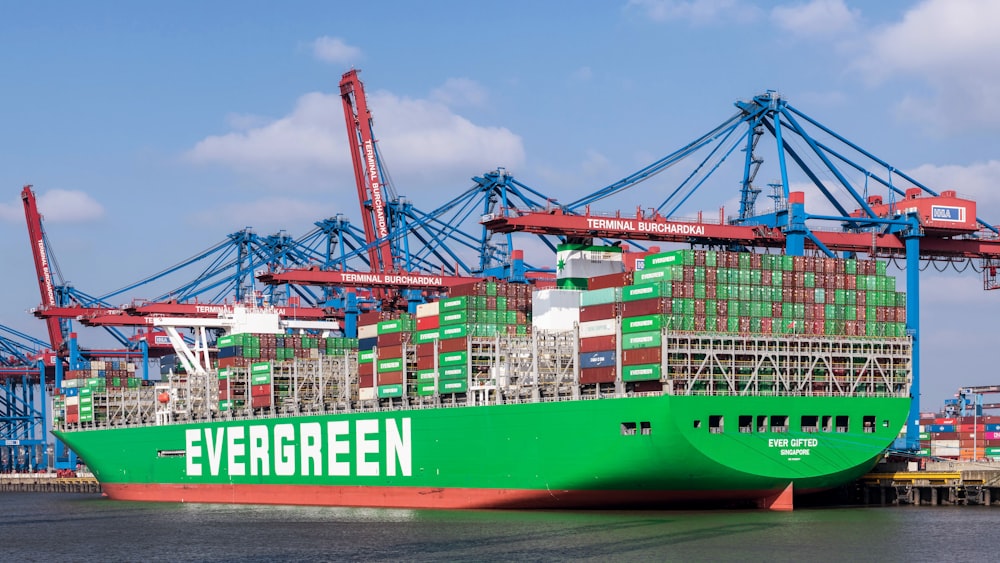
3,493,997,562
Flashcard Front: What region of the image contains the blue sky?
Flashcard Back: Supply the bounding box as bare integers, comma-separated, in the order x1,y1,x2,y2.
1,0,999,411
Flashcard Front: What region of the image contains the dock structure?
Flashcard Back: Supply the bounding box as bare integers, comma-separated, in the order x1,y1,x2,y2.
0,473,101,494
859,461,1000,506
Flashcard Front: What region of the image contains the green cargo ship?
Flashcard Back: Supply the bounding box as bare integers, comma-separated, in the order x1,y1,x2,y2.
56,392,908,509
52,250,913,510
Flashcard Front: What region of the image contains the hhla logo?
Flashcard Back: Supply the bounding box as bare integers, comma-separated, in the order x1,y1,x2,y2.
185,418,412,478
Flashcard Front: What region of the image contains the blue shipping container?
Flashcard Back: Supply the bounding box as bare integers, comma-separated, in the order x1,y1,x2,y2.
928,424,955,433
579,351,616,369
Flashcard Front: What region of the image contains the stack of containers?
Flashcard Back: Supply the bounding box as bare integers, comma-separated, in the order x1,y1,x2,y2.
629,249,906,337
78,387,94,423
436,295,475,395
375,316,413,399
918,414,1000,460
355,311,386,401
413,301,441,397
577,283,620,384
65,390,79,424
250,361,272,409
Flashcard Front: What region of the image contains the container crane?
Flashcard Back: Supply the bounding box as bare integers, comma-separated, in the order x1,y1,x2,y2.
1,323,50,472
340,69,395,274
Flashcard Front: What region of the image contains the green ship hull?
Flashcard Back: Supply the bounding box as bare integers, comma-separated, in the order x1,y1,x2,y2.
55,394,908,509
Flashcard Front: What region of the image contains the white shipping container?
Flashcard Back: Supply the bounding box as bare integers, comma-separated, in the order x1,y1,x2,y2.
357,324,378,339
359,387,376,401
532,289,581,331
416,301,440,318
578,318,617,338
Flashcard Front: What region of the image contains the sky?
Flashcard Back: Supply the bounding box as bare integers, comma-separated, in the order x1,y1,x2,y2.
1,0,999,411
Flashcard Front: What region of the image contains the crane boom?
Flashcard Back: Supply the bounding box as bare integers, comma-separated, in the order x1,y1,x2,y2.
340,69,394,272
21,185,64,351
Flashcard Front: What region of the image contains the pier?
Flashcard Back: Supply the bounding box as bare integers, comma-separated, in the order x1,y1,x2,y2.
857,461,1000,506
0,473,101,494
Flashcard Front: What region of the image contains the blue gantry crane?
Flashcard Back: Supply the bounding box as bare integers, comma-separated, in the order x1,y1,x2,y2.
0,323,49,471
484,90,1000,451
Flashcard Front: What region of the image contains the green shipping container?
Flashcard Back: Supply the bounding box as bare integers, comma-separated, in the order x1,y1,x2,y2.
377,384,404,398
440,365,468,380
622,331,661,350
416,383,437,397
414,329,441,344
643,249,689,269
440,310,469,326
438,351,468,367
439,379,468,394
622,314,664,333
439,324,468,340
416,369,438,381
377,358,404,372
358,350,375,363
622,364,661,382
622,282,671,302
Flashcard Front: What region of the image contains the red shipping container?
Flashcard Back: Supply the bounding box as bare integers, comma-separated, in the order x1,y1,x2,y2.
417,355,436,370
935,418,957,425
359,362,374,377
359,374,374,388
66,405,79,415
579,335,616,353
579,303,618,322
378,332,404,347
439,337,468,353
416,342,436,356
378,345,404,359
416,316,439,330
580,366,616,384
623,347,661,365
377,371,404,385
621,298,669,317
66,413,79,424
218,388,230,400
760,318,772,334
251,395,272,409
588,272,632,290
251,384,271,397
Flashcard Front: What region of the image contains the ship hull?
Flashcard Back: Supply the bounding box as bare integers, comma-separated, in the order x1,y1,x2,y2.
55,394,907,509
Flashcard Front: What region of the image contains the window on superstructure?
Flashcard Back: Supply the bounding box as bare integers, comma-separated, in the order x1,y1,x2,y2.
739,415,753,433
621,422,637,435
709,415,724,434
757,415,768,433
863,415,876,434
836,415,850,433
640,422,652,435
801,415,819,433
770,415,789,433
693,419,702,429
822,415,833,432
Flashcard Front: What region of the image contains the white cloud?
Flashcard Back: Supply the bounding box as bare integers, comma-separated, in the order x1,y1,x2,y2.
185,84,525,202
627,0,761,25
857,0,1000,132
430,78,489,108
187,92,346,174
312,36,362,64
771,0,860,39
0,189,105,223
